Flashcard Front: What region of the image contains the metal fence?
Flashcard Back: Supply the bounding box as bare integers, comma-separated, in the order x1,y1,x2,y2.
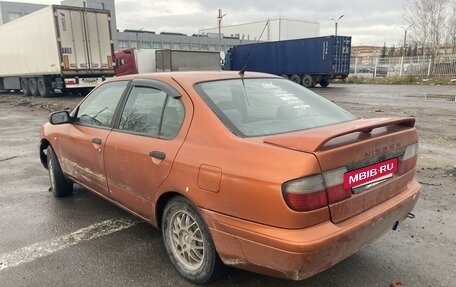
350,55,456,77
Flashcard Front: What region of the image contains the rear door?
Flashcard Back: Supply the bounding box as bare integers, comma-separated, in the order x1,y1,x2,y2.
104,79,190,218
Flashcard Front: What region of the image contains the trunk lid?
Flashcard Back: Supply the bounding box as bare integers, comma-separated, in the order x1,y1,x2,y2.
265,117,418,223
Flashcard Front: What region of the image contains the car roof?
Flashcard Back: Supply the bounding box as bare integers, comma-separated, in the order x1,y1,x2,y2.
108,71,280,85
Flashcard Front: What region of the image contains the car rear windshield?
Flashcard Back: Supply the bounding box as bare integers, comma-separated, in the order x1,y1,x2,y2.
195,78,356,137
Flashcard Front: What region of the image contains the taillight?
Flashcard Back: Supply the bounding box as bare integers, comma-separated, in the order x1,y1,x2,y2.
282,175,328,212
283,143,418,212
283,167,350,212
323,167,351,204
398,143,418,175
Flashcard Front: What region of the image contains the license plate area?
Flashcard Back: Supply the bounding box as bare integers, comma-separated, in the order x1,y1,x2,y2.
344,158,398,192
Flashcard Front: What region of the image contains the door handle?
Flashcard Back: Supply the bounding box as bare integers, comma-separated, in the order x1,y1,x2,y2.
149,151,166,160
91,138,102,145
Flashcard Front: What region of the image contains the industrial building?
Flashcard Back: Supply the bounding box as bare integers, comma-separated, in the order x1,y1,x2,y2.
199,18,320,42
0,1,45,24
116,30,253,52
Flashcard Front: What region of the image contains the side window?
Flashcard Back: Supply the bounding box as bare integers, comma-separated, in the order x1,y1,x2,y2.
75,81,128,127
116,58,124,67
119,86,185,139
161,96,185,139
119,86,167,136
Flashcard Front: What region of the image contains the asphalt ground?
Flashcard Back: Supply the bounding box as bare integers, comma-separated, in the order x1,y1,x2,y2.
0,84,455,287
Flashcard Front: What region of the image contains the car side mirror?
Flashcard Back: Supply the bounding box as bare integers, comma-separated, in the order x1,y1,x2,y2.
49,111,71,125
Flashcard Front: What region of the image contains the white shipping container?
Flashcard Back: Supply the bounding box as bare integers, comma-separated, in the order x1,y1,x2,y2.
135,49,156,73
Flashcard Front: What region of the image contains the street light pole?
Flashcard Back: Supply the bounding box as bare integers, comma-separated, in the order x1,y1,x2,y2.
400,24,413,75
401,24,413,56
136,27,144,49
329,15,344,36
218,9,227,52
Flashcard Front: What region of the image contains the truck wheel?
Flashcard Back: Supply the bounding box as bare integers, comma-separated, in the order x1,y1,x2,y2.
20,78,31,96
162,196,226,284
290,74,301,84
47,146,73,197
319,79,330,88
280,74,289,80
29,78,39,97
38,77,53,97
302,75,314,88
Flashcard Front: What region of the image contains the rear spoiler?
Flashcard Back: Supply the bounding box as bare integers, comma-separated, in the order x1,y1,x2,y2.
264,117,415,153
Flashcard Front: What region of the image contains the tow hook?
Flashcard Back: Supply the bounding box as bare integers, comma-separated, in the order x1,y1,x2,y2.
407,212,415,219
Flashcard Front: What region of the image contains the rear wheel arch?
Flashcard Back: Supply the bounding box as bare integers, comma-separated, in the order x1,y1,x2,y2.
155,191,184,228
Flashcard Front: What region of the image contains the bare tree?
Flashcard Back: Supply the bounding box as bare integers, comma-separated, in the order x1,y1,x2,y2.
447,0,456,53
403,0,449,57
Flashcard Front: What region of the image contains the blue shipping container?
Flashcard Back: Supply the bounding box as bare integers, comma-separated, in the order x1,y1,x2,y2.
227,36,351,87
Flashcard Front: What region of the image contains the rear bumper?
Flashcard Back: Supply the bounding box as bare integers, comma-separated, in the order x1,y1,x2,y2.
64,77,106,88
201,179,421,280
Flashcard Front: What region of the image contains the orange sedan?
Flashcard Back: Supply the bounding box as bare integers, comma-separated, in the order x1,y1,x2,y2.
39,72,421,284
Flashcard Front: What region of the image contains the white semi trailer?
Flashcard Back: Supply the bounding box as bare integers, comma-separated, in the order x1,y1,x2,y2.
0,5,115,97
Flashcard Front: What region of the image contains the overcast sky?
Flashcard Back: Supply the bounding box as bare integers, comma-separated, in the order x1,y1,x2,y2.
8,0,408,46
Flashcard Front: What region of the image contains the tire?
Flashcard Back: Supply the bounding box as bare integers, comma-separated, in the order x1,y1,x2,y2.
47,146,73,197
290,74,301,84
302,75,314,88
162,196,225,284
38,77,53,97
319,79,330,88
21,78,31,96
29,78,39,97
280,74,289,80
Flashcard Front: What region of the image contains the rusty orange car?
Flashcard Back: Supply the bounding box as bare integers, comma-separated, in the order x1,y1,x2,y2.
39,71,421,284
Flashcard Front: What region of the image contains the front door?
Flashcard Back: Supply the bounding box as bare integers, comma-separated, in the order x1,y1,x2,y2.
57,81,129,196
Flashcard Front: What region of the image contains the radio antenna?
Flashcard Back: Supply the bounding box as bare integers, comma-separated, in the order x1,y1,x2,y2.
257,19,270,44
239,20,270,76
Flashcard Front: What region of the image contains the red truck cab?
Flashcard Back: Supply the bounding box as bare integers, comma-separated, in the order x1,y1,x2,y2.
115,49,138,76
